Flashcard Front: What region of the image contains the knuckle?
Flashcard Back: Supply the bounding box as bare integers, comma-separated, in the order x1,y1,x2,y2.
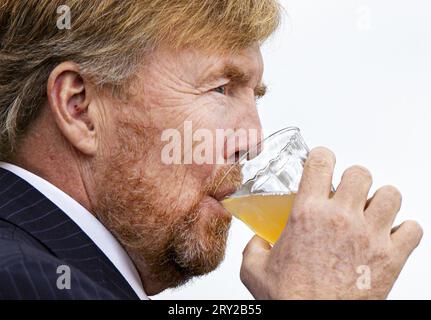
290,199,316,224
373,246,393,265
357,230,371,250
343,165,373,184
377,253,399,277
307,147,336,171
327,211,349,229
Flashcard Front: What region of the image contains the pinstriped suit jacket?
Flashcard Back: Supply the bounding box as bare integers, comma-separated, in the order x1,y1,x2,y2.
0,167,139,299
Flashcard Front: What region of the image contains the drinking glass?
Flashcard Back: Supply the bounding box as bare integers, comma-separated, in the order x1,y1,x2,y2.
219,127,311,244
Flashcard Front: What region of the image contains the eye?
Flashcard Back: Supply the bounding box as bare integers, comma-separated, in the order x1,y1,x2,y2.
212,85,227,95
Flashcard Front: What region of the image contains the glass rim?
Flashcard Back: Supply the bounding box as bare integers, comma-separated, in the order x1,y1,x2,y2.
214,126,304,195
237,126,301,164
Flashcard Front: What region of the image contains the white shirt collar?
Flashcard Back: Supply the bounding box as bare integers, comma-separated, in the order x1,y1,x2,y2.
0,162,148,300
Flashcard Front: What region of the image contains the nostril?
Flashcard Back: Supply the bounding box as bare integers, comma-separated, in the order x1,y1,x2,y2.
233,150,250,163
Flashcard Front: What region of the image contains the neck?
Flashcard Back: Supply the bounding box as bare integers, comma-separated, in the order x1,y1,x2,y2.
127,251,172,295
12,107,93,212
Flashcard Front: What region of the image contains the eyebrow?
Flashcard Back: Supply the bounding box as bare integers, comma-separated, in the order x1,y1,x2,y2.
201,63,267,98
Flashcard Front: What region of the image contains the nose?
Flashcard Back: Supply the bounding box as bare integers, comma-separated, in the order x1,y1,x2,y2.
223,102,263,163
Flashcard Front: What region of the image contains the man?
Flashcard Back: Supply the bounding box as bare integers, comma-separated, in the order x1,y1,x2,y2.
0,0,422,299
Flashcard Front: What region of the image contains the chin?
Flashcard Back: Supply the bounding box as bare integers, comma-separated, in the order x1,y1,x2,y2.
166,200,232,283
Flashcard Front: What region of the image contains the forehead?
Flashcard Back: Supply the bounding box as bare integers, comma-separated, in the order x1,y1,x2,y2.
196,46,264,83
145,44,264,85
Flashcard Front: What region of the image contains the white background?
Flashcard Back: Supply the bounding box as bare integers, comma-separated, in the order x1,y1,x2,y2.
155,0,431,299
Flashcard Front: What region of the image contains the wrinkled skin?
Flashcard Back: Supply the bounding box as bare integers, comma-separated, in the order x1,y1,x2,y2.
241,147,423,299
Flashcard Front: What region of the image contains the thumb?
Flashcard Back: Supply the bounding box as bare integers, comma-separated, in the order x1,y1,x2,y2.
243,235,272,258
241,235,271,284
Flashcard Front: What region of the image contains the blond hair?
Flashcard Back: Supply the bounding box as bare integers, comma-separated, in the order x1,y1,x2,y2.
0,0,281,160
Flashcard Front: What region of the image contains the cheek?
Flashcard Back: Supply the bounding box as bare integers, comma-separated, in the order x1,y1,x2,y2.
143,155,214,210
191,95,257,136
158,94,233,130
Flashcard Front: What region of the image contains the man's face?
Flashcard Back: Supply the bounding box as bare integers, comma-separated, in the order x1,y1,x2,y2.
91,44,265,290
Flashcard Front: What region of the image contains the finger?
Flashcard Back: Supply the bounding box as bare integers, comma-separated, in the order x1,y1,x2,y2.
297,147,335,201
391,220,423,259
365,185,402,229
241,235,271,281
333,165,372,210
242,235,271,261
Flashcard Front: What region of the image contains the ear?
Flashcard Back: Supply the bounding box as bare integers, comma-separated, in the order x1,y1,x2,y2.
47,62,97,155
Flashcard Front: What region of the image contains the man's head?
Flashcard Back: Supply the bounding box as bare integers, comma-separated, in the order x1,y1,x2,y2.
0,0,281,294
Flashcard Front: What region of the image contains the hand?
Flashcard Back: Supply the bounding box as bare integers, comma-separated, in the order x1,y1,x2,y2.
240,147,423,299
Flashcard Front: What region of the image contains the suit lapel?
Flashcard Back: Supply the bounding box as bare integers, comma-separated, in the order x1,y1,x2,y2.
0,167,139,299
